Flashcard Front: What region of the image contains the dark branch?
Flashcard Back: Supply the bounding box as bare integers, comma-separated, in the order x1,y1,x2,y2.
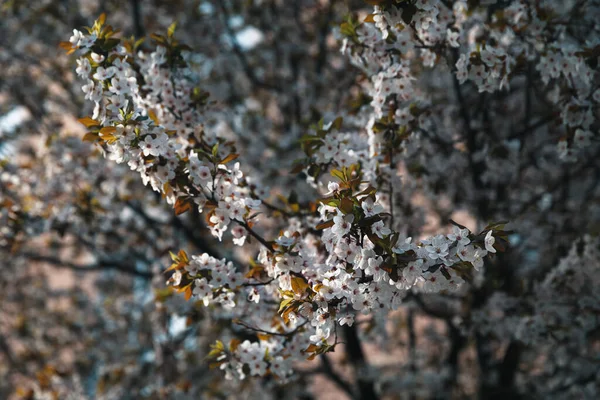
21,253,153,279
320,354,357,400
343,324,379,400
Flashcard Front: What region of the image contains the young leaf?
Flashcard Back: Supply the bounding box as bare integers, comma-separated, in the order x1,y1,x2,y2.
99,126,117,135
184,285,193,301
290,276,310,295
174,198,192,215
220,153,239,165
82,132,100,142
315,220,335,230
168,21,178,38
148,109,159,125
78,116,100,128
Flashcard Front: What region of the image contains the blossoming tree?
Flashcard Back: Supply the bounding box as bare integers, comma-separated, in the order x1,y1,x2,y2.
1,0,599,398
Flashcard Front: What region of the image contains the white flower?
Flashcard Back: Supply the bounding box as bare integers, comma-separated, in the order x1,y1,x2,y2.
332,214,354,238
457,244,476,262
447,29,460,48
484,230,496,253
448,226,470,246
210,208,230,229
372,220,391,239
192,253,215,270
394,107,414,126
327,181,340,193
140,135,163,157
275,233,296,247
319,137,338,160
109,76,131,95
211,270,231,288
355,248,375,270
69,29,84,46
393,237,413,254
425,235,449,260
75,58,91,78
244,198,262,210
248,359,267,376
231,162,243,184
90,52,105,63
82,80,95,99
196,165,212,182
247,288,260,303
227,201,246,221
456,54,469,84
171,270,182,286
415,0,435,11
335,241,359,263
469,64,487,85
480,47,498,67
270,356,292,378
155,165,175,183
79,33,97,49
338,313,355,326
472,249,487,270
403,259,423,285
365,256,387,282
193,278,212,300
396,30,414,53
93,66,116,81
231,225,247,246
573,129,591,148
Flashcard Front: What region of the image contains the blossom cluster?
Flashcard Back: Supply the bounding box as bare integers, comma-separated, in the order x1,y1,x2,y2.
62,14,509,383
473,234,600,397
341,0,598,166
67,18,269,248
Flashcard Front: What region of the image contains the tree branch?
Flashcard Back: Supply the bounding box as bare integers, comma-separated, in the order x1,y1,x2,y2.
320,354,357,400
21,253,153,279
343,324,379,400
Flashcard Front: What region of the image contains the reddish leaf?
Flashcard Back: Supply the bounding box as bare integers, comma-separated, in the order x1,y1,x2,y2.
174,198,192,216
184,285,193,301
82,132,100,142
220,153,239,165
315,220,334,230
78,116,101,128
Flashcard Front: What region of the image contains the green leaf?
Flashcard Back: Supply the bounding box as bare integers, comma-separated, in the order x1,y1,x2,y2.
150,33,166,44
332,116,343,130
168,21,177,38
278,297,294,313
101,38,120,51
325,199,340,208
298,134,322,143
205,340,225,360
331,169,345,182
339,197,354,214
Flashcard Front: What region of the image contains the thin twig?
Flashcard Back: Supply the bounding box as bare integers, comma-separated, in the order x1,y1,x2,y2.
234,319,307,338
